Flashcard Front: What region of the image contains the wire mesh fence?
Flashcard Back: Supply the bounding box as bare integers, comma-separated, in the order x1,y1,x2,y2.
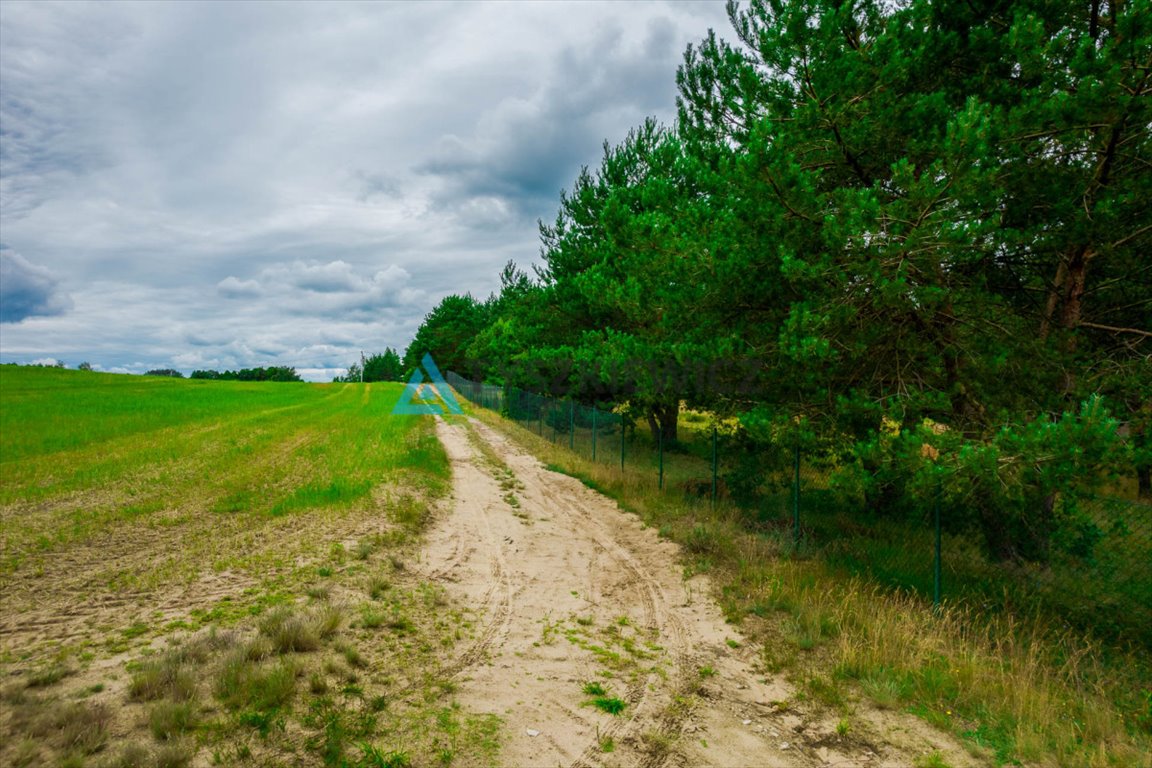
445,372,1152,649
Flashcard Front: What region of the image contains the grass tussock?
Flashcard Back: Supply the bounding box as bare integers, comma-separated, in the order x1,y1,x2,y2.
259,604,343,653
25,660,76,689
127,628,239,702
128,655,199,702
148,700,199,740
214,652,297,712
6,698,113,756
472,406,1152,768
98,741,194,768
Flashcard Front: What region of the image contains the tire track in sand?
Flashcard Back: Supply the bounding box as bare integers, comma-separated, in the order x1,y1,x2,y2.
422,417,813,768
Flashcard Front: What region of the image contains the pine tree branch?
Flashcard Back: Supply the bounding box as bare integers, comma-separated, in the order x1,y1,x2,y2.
1079,322,1152,338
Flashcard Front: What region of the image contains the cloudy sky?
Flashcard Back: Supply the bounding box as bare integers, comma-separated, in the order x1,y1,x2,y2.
0,0,730,380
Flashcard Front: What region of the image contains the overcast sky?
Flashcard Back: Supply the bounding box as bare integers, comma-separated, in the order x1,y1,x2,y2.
0,0,730,381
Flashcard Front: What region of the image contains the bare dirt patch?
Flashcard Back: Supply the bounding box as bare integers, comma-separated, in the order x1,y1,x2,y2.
423,417,987,767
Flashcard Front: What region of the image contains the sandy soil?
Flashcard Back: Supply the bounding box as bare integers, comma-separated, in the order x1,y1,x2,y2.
422,417,988,768
0,410,989,766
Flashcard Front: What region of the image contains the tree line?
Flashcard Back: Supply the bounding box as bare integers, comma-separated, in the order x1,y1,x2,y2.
189,367,303,382
333,348,405,383
406,0,1151,562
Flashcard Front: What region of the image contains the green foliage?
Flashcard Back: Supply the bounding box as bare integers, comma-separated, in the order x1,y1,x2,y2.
337,348,405,383
402,294,490,377
419,0,1151,562
589,697,627,715
835,397,1130,562
357,746,411,768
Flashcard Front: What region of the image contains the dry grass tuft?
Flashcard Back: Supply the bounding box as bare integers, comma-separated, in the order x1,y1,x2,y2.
259,604,343,654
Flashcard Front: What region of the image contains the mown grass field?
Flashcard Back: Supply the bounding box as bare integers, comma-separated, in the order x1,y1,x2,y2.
0,367,498,767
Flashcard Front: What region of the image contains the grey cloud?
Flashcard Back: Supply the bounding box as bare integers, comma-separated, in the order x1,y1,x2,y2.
0,1,732,376
0,4,128,220
418,15,689,221
220,260,424,320
352,170,402,202
280,261,365,294
0,247,72,322
217,277,262,298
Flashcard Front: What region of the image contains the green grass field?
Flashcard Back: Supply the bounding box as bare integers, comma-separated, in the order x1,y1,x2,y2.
0,367,498,767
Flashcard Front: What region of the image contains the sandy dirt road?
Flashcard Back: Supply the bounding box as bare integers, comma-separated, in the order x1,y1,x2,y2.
423,417,983,768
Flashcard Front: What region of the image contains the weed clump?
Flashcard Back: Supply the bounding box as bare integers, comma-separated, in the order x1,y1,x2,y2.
11,700,113,755
367,575,391,600
25,660,75,689
99,741,194,768
259,604,342,653
128,657,198,702
149,700,199,740
214,652,296,712
590,696,627,715
581,681,626,715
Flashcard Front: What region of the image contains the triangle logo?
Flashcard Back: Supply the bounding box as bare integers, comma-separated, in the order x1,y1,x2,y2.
392,353,463,415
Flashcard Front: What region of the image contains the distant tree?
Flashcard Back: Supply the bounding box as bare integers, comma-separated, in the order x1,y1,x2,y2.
145,369,184,378
403,295,489,377
78,362,93,371
334,363,360,383
364,348,405,382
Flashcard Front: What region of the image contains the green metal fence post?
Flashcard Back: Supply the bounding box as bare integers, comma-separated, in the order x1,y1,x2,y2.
934,485,942,609
591,406,598,461
711,426,718,506
658,426,664,490
793,442,801,551
569,400,575,451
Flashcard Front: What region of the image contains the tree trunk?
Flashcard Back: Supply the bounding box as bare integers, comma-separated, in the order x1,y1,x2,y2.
1131,419,1151,500
1138,465,1151,500
1039,258,1068,341
646,402,678,445
1058,247,1094,352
